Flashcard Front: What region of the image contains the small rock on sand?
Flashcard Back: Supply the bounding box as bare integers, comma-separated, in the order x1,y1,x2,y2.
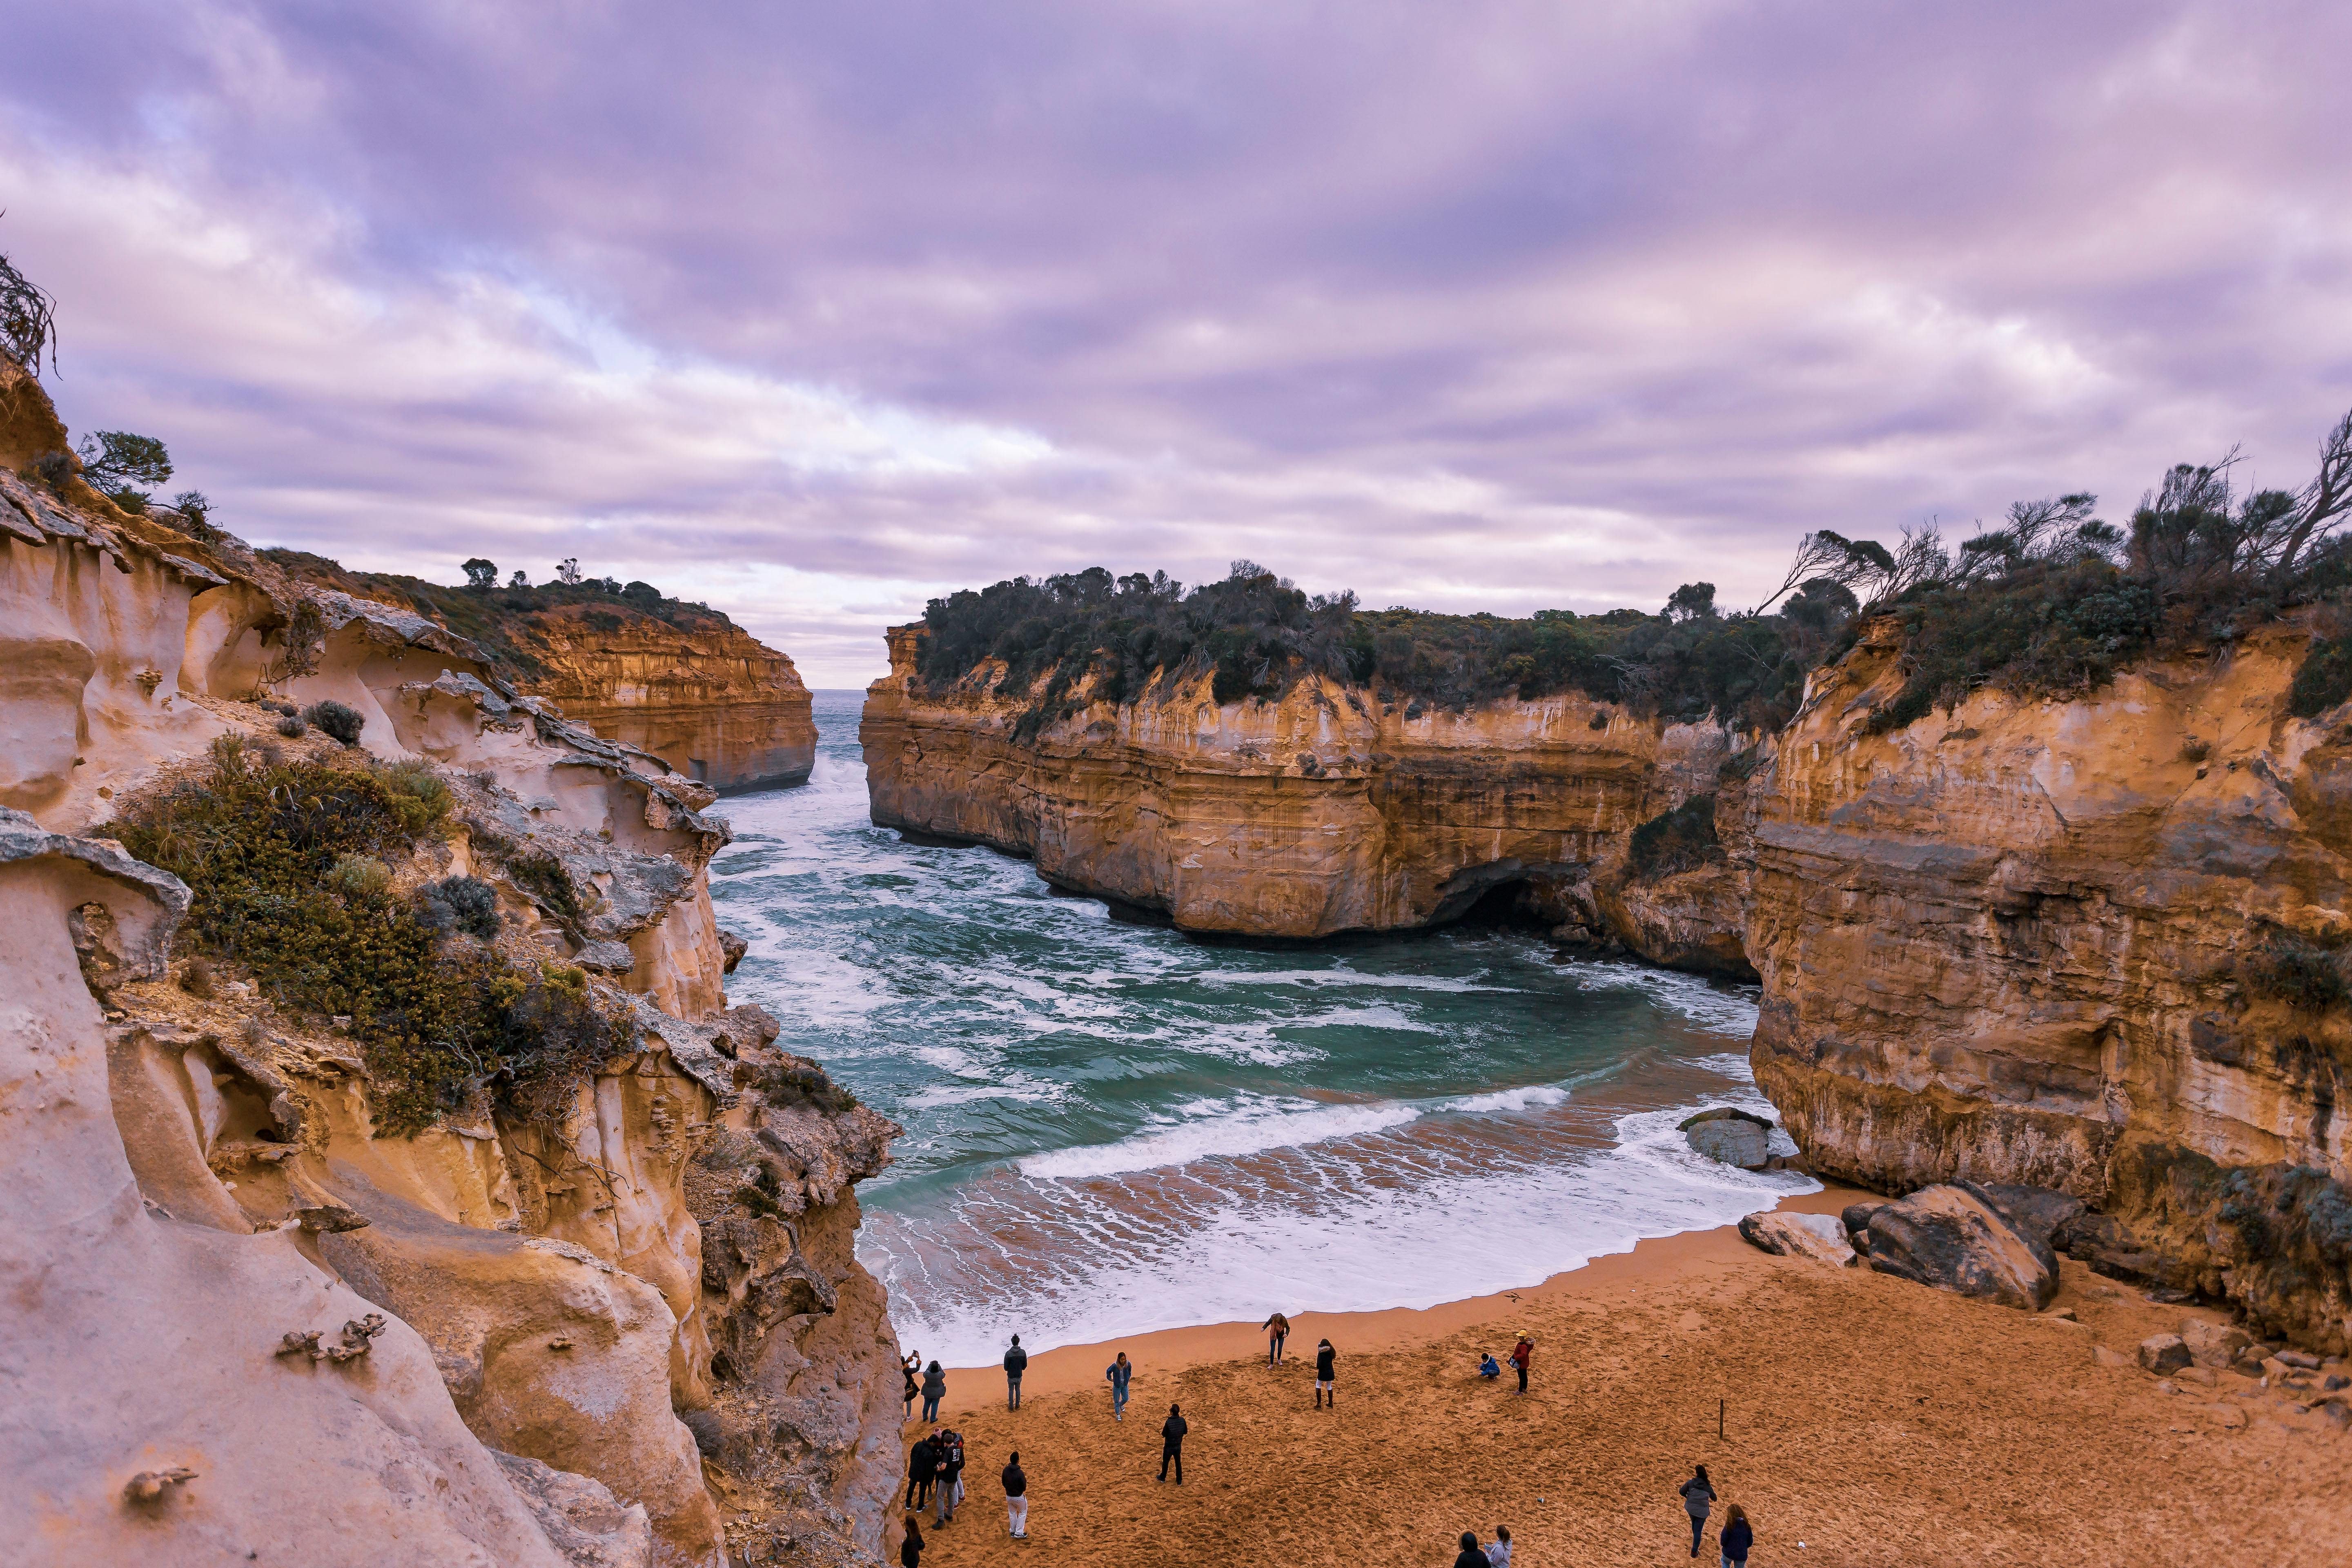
2180,1320,2251,1369
2140,1334,2192,1375
1737,1211,1855,1267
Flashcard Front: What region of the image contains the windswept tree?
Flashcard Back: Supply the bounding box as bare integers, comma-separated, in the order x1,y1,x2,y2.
463,558,498,590
0,248,56,376
75,430,173,510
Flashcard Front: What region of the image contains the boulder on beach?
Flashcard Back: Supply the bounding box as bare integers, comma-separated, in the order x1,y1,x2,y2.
2139,1334,2192,1374
1680,1107,1774,1168
2180,1319,2252,1369
1970,1182,2086,1250
1737,1210,1855,1267
1840,1201,1884,1240
1863,1183,2059,1310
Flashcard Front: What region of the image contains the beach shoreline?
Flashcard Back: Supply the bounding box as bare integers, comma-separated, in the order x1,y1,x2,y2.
916,1182,1869,1410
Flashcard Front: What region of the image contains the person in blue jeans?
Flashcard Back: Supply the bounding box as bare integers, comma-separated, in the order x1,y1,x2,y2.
1719,1503,1752,1568
920,1360,946,1423
1678,1465,1716,1557
1104,1352,1133,1421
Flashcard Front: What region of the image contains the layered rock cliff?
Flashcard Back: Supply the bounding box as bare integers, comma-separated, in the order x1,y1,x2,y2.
861,623,1748,956
1745,616,2352,1354
257,553,817,794
0,374,900,1568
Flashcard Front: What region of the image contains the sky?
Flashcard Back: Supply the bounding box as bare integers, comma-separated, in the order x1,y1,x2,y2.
4,2,2348,687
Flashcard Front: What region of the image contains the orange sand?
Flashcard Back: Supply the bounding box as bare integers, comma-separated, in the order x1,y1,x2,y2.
890,1189,2351,1567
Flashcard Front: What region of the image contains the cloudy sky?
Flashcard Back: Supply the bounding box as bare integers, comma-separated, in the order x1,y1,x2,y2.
6,2,2347,685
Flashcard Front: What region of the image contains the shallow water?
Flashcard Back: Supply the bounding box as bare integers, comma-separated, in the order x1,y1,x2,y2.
710,690,1811,1369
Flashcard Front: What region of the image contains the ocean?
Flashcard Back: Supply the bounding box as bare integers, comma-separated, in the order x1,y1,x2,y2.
709,690,1814,1370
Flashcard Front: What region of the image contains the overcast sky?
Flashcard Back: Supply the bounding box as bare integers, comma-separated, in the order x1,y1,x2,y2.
7,2,2348,686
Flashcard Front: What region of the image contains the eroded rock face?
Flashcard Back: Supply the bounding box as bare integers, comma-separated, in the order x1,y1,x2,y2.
861,623,1748,943
1,383,903,1568
512,606,817,793
1748,620,2352,1345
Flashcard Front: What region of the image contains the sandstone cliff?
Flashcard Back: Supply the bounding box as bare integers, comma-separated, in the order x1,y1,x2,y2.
0,377,900,1568
861,623,1748,953
256,552,817,794
1746,616,2352,1354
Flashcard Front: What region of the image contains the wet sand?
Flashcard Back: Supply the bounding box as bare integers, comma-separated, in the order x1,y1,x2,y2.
895,1188,2350,1566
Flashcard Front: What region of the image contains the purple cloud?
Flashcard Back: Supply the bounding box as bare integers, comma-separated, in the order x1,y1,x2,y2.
4,1,2348,684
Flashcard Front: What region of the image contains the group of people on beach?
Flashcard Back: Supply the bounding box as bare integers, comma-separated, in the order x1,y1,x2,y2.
895,1326,1759,1567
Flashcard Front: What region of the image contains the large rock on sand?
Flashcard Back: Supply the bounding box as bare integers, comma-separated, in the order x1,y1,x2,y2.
1682,1107,1774,1168
1864,1183,2059,1310
1738,1210,1855,1266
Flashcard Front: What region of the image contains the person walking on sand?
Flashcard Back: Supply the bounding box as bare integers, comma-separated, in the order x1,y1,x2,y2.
900,1515,924,1568
1314,1338,1336,1408
1678,1463,1716,1558
901,1352,922,1420
1105,1351,1133,1422
1004,1334,1029,1410
1719,1503,1752,1568
1508,1334,1533,1396
1158,1402,1188,1483
920,1360,947,1424
906,1431,936,1510
1002,1449,1029,1541
1261,1310,1291,1365
1452,1532,1489,1568
1485,1524,1512,1566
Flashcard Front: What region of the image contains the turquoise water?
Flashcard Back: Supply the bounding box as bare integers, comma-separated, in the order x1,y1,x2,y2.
709,690,1811,1367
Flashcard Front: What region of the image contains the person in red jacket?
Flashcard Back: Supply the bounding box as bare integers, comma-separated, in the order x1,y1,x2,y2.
1508,1335,1533,1396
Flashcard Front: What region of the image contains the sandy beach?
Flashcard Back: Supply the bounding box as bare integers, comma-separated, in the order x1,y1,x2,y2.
892,1188,2350,1566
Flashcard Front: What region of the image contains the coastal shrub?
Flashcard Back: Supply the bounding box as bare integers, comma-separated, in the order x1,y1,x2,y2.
276,713,308,738
2287,635,2352,720
416,875,501,940
115,749,624,1136
303,699,365,746
507,848,590,936
750,1058,860,1115
376,758,452,833
2238,928,2350,1013
1625,794,1722,882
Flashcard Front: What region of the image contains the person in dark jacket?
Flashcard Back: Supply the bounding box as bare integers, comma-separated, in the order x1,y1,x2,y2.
1158,1403,1188,1483
906,1433,936,1509
1004,1335,1029,1409
1002,1450,1029,1540
1314,1338,1336,1408
1678,1464,1716,1558
1452,1531,1489,1568
901,1352,922,1419
921,1360,947,1423
932,1428,962,1525
1718,1503,1752,1568
900,1514,924,1568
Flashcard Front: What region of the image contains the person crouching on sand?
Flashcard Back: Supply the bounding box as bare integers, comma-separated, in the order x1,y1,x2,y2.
1452,1531,1489,1568
1478,1350,1502,1380
1314,1337,1336,1408
1678,1463,1716,1557
1261,1310,1290,1365
1002,1449,1029,1541
1508,1334,1532,1396
1105,1351,1133,1421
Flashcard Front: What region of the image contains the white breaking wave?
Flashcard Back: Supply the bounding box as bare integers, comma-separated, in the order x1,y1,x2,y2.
1020,1094,1424,1179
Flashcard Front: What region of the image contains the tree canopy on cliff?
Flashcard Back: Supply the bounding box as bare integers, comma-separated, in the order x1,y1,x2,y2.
915,405,2352,742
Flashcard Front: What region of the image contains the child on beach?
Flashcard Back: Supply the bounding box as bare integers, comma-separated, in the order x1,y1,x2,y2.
1105,1352,1133,1421
1478,1351,1502,1380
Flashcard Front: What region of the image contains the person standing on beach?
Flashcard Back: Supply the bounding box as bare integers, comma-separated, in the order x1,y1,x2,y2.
1452,1532,1489,1568
1314,1338,1336,1409
1485,1524,1512,1566
1004,1334,1029,1410
900,1515,924,1568
1105,1352,1133,1422
1002,1449,1029,1541
1719,1503,1752,1568
1678,1464,1716,1558
1158,1403,1188,1483
920,1360,947,1424
901,1352,922,1420
931,1431,957,1526
1261,1311,1291,1365
1508,1335,1533,1396
906,1431,936,1510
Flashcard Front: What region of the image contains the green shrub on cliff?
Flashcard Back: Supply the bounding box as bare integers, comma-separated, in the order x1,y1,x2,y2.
1625,794,1723,882
116,749,622,1136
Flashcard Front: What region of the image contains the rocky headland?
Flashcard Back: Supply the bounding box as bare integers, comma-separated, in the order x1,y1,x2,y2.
0,367,898,1568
